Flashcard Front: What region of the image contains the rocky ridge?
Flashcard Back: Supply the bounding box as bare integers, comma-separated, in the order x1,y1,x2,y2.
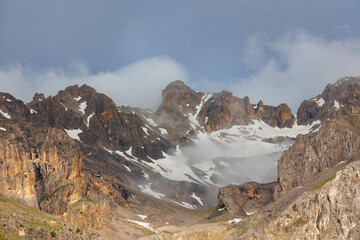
0,77,359,239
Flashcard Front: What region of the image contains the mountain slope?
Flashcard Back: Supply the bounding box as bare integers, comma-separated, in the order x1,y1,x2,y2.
0,76,358,239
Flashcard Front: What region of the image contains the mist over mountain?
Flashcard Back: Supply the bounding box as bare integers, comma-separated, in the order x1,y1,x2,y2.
0,76,359,239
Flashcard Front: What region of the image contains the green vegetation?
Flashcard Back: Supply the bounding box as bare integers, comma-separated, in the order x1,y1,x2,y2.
76,228,81,233
291,218,309,227
0,233,7,240
24,220,62,231
0,195,56,220
0,225,22,240
310,174,336,191
39,184,70,204
85,196,93,202
133,226,155,236
50,231,56,237
55,141,74,156
234,223,249,236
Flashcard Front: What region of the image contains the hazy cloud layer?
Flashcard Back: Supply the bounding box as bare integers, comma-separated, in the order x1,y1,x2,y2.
193,30,360,111
1,31,360,112
0,56,188,109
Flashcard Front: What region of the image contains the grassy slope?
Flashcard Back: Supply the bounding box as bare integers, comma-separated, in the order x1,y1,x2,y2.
0,194,98,240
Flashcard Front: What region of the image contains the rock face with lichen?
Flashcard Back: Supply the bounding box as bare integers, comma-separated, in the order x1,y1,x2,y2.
217,182,277,215
27,84,172,160
1,76,360,239
156,80,296,135
255,101,295,128
277,115,360,196
297,77,360,125
277,81,360,196
0,123,86,215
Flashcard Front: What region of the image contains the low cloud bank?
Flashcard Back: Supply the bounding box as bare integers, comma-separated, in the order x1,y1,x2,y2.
193,30,360,111
0,56,188,110
2,30,360,112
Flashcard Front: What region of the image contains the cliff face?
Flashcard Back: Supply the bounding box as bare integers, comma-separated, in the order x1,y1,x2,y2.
272,160,360,239
297,77,360,125
277,115,360,195
277,80,360,195
254,101,295,128
0,123,86,215
157,80,296,134
197,92,255,132
232,158,360,240
27,84,171,160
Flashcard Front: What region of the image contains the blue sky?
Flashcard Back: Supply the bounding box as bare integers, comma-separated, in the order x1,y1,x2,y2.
1,1,360,110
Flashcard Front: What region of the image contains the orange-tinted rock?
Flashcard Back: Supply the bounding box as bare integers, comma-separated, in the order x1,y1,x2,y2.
218,182,277,215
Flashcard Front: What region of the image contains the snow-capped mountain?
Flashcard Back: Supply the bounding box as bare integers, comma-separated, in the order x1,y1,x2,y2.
2,78,353,209
0,77,359,239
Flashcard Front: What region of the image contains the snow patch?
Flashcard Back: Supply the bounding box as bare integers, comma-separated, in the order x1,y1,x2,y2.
137,215,147,220
103,147,113,154
127,219,155,232
64,129,82,141
79,101,87,114
315,98,325,107
124,165,131,172
6,99,11,102
334,100,340,110
141,146,204,183
171,200,195,209
142,115,157,126
125,147,134,158
218,207,226,212
188,93,213,129
0,127,6,131
138,183,164,199
228,218,242,224
142,126,149,136
159,128,168,135
86,112,95,128
0,110,11,119
30,109,37,114
60,102,68,111
245,210,257,216
143,172,149,179
74,96,82,101
191,193,203,206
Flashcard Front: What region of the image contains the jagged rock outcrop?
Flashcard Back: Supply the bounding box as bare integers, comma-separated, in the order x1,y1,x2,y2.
0,92,30,120
157,81,296,134
278,115,360,195
235,159,360,240
197,92,255,132
297,77,360,125
276,79,360,195
255,101,295,128
27,84,171,161
157,80,204,120
217,182,277,215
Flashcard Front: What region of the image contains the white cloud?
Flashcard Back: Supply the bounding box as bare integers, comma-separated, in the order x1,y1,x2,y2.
2,31,360,113
198,30,360,112
0,56,188,110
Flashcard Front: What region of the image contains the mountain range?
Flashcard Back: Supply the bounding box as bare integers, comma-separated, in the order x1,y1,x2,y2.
0,76,359,239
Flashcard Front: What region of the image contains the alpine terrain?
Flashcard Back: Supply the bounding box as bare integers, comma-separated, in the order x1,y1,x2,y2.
0,76,359,239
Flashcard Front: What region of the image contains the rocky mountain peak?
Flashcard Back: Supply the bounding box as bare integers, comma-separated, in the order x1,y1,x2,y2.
297,76,360,125
32,93,46,102
159,81,203,113
197,91,255,132
0,92,30,121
